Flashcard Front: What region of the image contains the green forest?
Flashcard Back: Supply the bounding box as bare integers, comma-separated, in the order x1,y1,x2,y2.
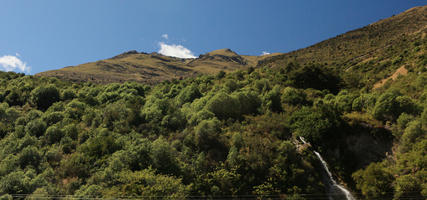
0,25,426,200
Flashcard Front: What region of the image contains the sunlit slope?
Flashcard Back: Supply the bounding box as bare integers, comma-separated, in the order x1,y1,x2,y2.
36,49,280,84
259,5,426,87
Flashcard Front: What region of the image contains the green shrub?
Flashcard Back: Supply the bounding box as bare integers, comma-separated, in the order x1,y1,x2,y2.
150,137,180,175
205,92,240,119
31,85,60,110
18,146,41,168
25,119,46,137
289,105,341,145
44,125,64,145
352,162,394,200
281,87,307,106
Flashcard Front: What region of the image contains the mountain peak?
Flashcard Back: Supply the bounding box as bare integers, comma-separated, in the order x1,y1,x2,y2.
206,48,239,57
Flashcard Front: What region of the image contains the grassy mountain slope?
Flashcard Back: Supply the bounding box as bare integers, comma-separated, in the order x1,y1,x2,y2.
36,49,280,84
260,5,426,88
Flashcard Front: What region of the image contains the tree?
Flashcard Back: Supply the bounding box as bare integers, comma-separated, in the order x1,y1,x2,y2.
194,119,221,151
400,120,423,153
288,64,341,94
289,105,341,145
25,119,47,137
352,162,394,200
44,125,64,145
150,137,180,175
373,91,420,121
263,85,283,112
0,171,31,194
31,85,60,110
103,169,188,198
176,84,202,106
18,146,41,168
281,87,307,106
205,92,240,120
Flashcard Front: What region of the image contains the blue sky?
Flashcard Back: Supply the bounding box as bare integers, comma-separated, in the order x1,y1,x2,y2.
0,0,425,74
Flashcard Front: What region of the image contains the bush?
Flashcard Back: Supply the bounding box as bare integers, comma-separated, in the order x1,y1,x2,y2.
25,119,47,137
44,125,64,145
263,85,282,112
0,194,13,200
64,100,86,120
81,133,120,158
394,174,423,199
0,171,30,194
5,88,24,106
103,169,188,198
288,64,341,94
150,137,180,175
31,85,60,110
59,153,89,178
43,112,64,126
289,105,341,145
188,109,215,126
373,91,420,121
194,119,221,151
232,90,261,115
281,87,307,106
18,146,41,168
176,84,202,106
352,162,394,200
62,89,76,101
400,120,423,153
205,92,240,119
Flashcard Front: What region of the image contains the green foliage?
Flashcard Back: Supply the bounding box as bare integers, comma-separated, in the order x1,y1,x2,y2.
205,92,240,119
25,119,46,137
399,120,423,153
80,130,120,159
0,194,12,200
105,169,188,198
44,125,64,145
0,30,425,199
394,174,424,199
263,85,283,112
289,105,341,145
31,85,60,110
42,111,64,126
194,119,221,151
0,171,31,194
176,84,202,105
281,87,307,106
373,91,420,121
18,146,41,168
353,162,394,200
150,137,180,175
288,64,342,94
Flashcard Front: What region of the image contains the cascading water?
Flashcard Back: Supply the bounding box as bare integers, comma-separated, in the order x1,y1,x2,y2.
299,137,356,200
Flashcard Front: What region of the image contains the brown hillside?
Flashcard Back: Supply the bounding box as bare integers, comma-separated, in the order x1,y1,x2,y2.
36,49,277,84
259,5,426,69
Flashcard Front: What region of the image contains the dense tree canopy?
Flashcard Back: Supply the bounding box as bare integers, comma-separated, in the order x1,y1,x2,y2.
0,36,425,199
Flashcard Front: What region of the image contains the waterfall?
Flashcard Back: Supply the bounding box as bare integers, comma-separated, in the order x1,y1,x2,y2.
299,137,356,200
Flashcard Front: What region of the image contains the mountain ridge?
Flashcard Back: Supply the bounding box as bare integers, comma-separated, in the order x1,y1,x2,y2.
36,48,280,84
36,5,426,87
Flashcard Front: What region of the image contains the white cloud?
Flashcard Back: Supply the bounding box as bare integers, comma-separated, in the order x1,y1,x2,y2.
0,55,30,73
261,51,271,56
158,42,196,59
161,34,169,40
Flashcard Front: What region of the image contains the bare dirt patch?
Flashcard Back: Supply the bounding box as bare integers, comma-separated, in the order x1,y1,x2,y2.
373,65,408,89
